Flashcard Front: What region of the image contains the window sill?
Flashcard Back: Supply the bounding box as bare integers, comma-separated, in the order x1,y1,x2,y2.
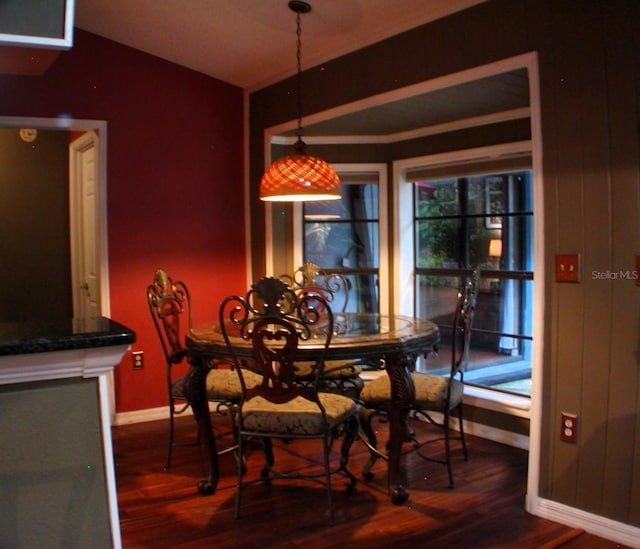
464,385,530,419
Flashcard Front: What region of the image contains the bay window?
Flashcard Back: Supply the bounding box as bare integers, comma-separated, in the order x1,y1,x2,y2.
398,143,534,397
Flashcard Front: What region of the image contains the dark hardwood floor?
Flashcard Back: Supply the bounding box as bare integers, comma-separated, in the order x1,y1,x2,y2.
113,415,625,548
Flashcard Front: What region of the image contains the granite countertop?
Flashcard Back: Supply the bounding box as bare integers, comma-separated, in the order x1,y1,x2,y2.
0,317,136,356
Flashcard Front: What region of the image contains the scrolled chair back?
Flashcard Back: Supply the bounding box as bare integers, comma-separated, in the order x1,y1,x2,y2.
280,261,350,312
451,266,481,376
147,268,191,363
219,276,334,398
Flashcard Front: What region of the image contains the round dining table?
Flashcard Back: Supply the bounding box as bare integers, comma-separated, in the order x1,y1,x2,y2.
184,312,439,505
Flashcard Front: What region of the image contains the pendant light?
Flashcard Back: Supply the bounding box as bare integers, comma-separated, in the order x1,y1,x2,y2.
260,0,341,202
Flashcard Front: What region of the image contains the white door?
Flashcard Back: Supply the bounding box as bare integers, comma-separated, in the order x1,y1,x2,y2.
70,131,101,318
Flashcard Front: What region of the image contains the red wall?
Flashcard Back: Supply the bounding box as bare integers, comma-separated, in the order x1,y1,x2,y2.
0,29,246,413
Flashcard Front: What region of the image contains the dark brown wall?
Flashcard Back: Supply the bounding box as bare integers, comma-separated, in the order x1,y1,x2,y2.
0,129,72,321
249,0,640,528
537,1,639,525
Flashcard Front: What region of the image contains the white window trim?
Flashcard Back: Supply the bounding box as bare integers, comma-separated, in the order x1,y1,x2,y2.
393,141,535,415
293,162,389,315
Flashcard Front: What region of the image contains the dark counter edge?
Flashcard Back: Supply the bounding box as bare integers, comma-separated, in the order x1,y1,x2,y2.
0,317,136,356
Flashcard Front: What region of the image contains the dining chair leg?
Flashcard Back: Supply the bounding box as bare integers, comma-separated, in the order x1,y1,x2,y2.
165,407,175,470
234,435,246,519
444,409,455,489
260,437,274,479
458,404,468,461
323,436,336,526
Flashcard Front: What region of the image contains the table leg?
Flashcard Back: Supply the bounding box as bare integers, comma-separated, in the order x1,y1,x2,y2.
385,354,415,504
183,359,219,495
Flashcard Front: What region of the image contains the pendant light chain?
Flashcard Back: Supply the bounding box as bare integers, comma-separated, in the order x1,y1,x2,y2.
259,1,341,202
295,9,304,146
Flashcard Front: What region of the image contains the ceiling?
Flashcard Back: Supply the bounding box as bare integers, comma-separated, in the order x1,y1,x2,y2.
1,0,531,140
74,0,487,91
72,0,534,140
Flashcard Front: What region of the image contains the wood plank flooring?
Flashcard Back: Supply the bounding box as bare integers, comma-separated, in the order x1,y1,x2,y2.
113,415,625,548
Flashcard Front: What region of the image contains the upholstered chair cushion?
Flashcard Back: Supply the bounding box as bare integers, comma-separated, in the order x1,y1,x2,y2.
205,369,262,400
294,359,362,379
241,393,359,435
173,369,262,401
360,372,463,410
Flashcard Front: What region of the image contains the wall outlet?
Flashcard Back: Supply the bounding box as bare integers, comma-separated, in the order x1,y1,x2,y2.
561,412,578,443
132,351,144,369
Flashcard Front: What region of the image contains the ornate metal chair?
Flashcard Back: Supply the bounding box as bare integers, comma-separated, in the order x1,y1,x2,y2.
147,269,260,469
280,262,364,398
280,261,350,312
359,267,481,488
219,276,360,525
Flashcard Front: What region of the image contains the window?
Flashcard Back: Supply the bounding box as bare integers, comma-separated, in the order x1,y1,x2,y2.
393,142,534,398
412,170,533,396
298,166,387,313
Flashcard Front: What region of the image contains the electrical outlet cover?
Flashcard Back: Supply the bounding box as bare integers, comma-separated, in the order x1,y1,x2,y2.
561,413,578,443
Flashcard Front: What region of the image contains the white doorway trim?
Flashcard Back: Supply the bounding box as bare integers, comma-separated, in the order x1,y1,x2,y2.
0,116,113,418
70,130,102,319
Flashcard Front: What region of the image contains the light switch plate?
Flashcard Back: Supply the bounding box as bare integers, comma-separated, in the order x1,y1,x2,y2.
556,254,580,283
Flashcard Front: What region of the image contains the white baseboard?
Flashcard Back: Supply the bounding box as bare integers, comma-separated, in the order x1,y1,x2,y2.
527,496,640,548
412,411,530,451
462,417,529,450
114,404,220,426
114,406,173,425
